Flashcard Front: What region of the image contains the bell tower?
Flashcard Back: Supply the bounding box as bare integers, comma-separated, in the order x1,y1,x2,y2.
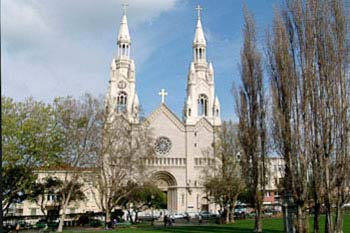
184,5,221,126
106,5,139,123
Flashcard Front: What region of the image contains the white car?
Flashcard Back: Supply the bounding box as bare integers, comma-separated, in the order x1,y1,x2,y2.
170,213,185,219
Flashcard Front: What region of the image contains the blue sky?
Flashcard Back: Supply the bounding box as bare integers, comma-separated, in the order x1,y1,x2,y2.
2,0,280,121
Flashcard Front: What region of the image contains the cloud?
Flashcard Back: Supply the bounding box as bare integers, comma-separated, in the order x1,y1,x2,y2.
1,0,178,101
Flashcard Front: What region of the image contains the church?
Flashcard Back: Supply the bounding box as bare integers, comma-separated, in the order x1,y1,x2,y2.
106,5,221,214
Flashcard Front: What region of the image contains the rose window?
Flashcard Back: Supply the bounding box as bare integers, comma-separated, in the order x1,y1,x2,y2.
154,137,172,155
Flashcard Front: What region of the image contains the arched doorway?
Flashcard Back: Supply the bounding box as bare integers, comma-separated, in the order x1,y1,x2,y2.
152,171,177,212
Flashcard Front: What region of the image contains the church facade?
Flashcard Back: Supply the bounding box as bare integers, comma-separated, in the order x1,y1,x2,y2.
106,7,221,214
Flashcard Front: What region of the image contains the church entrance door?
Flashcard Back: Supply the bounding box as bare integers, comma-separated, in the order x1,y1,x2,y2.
153,171,177,212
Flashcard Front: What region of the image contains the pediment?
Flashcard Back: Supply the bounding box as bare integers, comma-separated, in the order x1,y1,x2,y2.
194,117,214,133
143,104,185,132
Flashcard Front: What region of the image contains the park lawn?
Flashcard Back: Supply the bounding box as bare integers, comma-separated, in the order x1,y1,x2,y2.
63,215,350,233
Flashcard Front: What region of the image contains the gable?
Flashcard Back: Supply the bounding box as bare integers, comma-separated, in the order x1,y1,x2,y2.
144,104,185,132
143,104,186,158
194,117,213,133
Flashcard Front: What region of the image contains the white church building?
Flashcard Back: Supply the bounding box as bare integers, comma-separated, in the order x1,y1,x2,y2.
106,6,221,214
5,7,288,223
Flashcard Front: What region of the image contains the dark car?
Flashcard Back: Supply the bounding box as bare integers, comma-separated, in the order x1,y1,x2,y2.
199,211,219,219
89,219,103,227
20,222,32,229
35,219,47,229
35,219,59,229
3,223,16,232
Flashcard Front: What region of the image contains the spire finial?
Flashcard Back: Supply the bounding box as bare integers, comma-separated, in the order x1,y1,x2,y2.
122,3,129,15
195,4,203,19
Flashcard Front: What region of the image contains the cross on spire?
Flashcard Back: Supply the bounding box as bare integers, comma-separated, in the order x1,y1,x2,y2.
122,3,129,15
158,88,168,103
196,4,203,19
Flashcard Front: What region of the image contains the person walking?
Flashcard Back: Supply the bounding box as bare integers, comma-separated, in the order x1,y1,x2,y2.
198,214,202,225
163,215,168,227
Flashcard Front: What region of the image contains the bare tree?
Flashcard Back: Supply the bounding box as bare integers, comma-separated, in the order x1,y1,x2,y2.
236,5,267,233
93,101,155,227
267,1,350,232
203,121,244,224
53,94,102,232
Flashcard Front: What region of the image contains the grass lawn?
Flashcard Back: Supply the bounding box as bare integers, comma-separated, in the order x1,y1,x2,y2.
63,215,350,233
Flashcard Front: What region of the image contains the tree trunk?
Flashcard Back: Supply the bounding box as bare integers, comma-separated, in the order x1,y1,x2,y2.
57,205,67,232
334,202,344,233
105,207,111,228
229,205,235,223
313,202,320,233
135,211,139,223
254,201,262,233
324,160,333,233
223,207,229,224
295,205,308,233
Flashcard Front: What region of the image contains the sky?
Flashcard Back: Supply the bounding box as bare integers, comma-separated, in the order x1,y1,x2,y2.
2,0,280,121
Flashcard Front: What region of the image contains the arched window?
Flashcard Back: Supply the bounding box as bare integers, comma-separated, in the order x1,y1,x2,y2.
198,94,208,116
188,108,191,117
117,91,127,113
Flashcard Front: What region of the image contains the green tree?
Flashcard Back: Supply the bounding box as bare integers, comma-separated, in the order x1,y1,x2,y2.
2,166,37,214
28,176,85,220
2,97,62,213
120,182,166,223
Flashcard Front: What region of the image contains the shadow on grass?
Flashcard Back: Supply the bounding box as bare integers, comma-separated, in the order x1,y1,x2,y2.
145,225,283,233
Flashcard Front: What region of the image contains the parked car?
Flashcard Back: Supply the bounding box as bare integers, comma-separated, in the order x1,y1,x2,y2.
138,214,158,222
263,207,274,217
187,212,198,218
34,219,59,229
199,211,219,219
89,219,103,227
170,213,185,220
20,222,32,229
35,219,47,229
3,223,16,232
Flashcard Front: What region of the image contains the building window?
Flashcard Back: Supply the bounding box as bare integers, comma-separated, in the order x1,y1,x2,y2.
188,108,191,116
47,193,56,202
182,194,185,206
198,94,208,116
117,91,127,113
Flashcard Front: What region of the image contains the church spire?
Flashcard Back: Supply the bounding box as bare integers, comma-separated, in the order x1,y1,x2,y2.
193,5,206,62
184,5,221,126
117,3,131,58
107,4,139,124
